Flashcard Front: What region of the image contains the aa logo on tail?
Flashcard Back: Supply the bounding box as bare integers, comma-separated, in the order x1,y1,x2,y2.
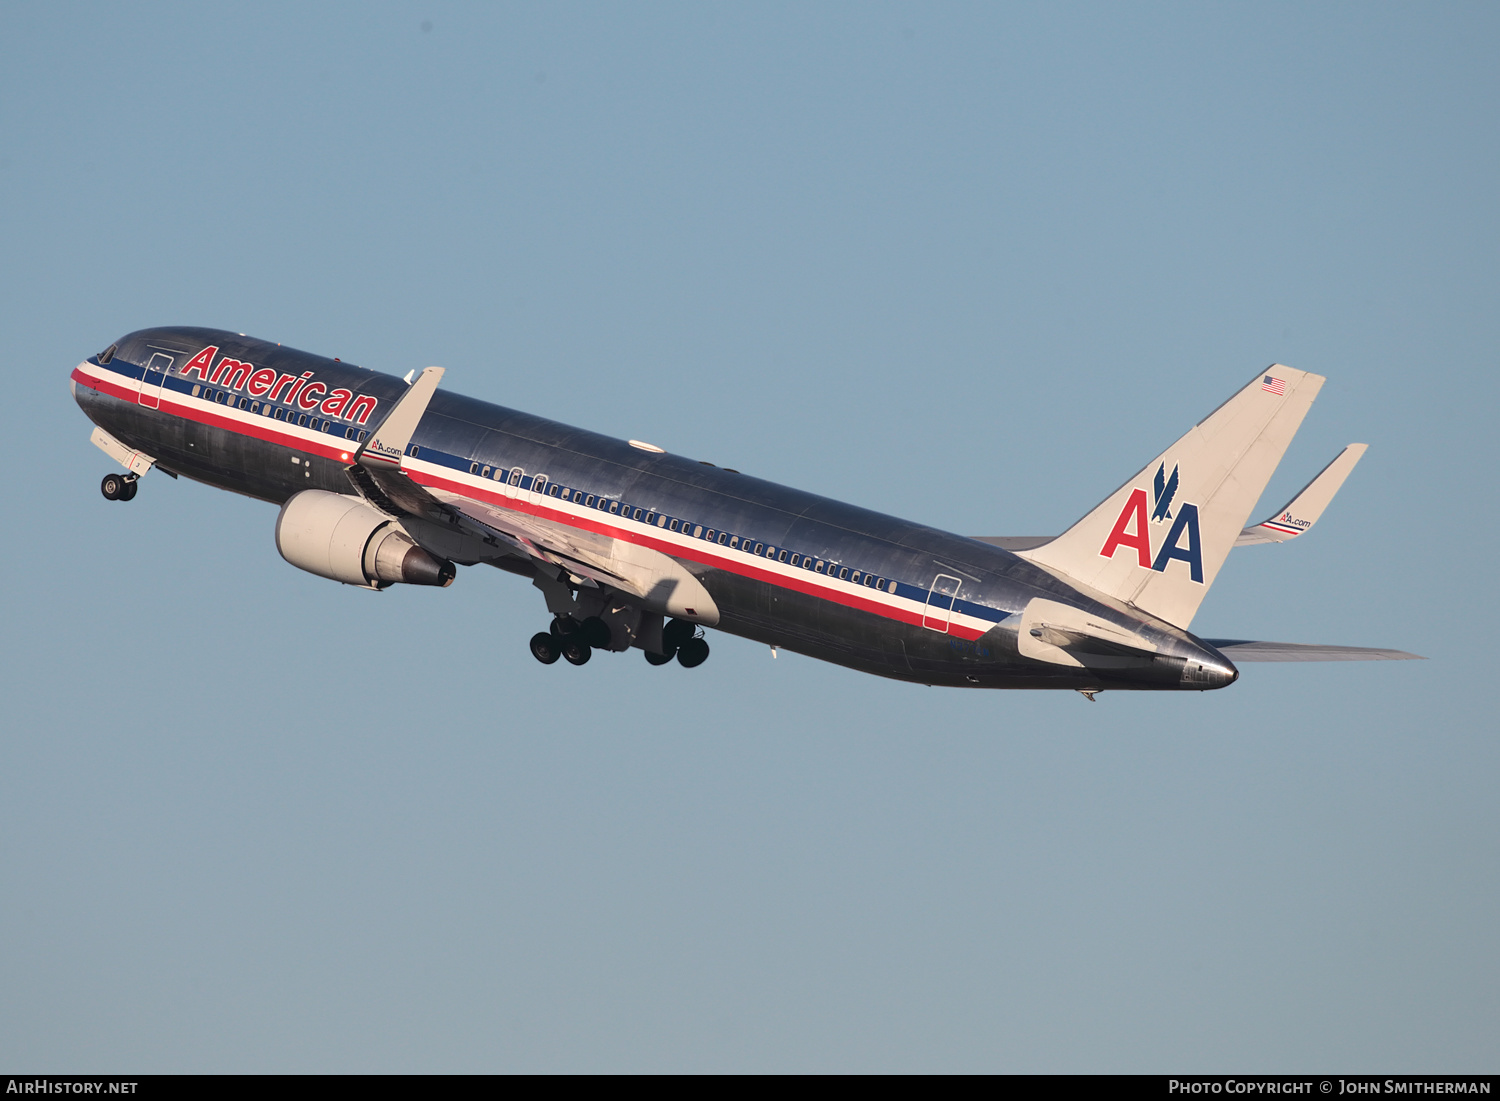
1099,462,1204,583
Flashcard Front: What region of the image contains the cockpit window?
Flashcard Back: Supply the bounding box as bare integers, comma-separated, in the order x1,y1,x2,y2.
98,344,117,365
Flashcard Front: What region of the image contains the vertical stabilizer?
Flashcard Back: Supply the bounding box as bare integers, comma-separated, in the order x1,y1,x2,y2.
1019,366,1324,629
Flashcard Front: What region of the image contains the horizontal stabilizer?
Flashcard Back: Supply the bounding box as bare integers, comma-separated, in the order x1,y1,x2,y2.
1202,639,1424,662
1236,443,1367,546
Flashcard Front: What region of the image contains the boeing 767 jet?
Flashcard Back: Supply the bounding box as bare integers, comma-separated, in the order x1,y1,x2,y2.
70,327,1420,697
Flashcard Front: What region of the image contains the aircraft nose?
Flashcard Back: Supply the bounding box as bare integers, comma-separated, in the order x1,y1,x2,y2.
1179,650,1239,690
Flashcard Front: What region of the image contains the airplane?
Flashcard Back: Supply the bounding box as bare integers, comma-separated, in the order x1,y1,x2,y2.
69,327,1421,697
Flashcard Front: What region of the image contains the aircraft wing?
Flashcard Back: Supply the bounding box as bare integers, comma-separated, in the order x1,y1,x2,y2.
343,365,716,619
1202,639,1424,661
1235,443,1366,545
345,369,633,591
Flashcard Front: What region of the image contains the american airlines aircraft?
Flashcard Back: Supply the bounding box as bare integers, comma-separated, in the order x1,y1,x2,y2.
70,327,1419,697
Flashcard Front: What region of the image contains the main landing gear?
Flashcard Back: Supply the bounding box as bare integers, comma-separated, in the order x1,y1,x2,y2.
527,614,710,670
529,615,604,667
100,472,138,502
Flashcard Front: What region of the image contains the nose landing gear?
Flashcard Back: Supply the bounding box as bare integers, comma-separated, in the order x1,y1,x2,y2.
100,473,138,501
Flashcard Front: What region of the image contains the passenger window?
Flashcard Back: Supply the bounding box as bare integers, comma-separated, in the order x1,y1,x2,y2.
358,430,368,442
850,571,861,584
558,487,570,500
646,512,657,525
632,507,643,521
509,469,523,486
755,543,765,556
481,466,491,478
493,468,505,481
274,408,285,421
778,549,788,563
815,561,825,573
534,475,547,493
790,554,800,566
344,427,354,440
839,567,849,580
469,461,479,474
887,580,897,593
704,530,716,542
863,574,874,587
691,525,703,538
585,495,596,507
729,536,739,549
718,532,728,545
548,484,560,497
299,413,309,426
609,501,620,514
668,518,680,532
191,385,201,397
408,445,420,458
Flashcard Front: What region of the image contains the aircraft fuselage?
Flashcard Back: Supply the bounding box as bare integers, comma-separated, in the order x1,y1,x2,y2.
71,326,1238,691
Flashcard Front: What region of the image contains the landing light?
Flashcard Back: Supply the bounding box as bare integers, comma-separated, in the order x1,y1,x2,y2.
629,440,665,453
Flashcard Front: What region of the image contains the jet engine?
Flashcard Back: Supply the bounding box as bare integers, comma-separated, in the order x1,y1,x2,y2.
275,490,456,588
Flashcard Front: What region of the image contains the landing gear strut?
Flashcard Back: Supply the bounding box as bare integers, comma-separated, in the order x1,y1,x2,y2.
100,473,137,501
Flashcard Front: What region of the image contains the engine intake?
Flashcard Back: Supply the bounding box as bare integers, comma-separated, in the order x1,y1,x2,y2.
275,490,455,589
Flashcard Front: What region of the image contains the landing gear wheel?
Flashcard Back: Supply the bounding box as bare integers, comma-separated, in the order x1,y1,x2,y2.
529,632,561,664
676,637,710,668
550,616,580,639
644,650,675,666
663,618,696,651
562,638,592,666
119,478,138,502
580,616,612,649
100,473,124,501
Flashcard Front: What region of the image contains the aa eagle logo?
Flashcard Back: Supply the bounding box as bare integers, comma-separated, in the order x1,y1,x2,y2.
1152,462,1179,523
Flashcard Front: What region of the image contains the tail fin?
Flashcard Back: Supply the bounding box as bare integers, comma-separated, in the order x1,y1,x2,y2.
1018,366,1324,629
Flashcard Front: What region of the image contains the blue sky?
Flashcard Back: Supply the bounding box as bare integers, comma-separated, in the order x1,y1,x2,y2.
1,2,1495,1071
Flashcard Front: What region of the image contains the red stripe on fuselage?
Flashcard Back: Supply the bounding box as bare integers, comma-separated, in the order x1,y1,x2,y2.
407,465,989,641
74,364,355,464
75,362,991,641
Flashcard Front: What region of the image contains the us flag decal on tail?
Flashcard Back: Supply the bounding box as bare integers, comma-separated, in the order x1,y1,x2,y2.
1262,375,1286,396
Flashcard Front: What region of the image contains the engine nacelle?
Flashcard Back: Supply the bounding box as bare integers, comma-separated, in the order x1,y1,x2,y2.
275,490,456,589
